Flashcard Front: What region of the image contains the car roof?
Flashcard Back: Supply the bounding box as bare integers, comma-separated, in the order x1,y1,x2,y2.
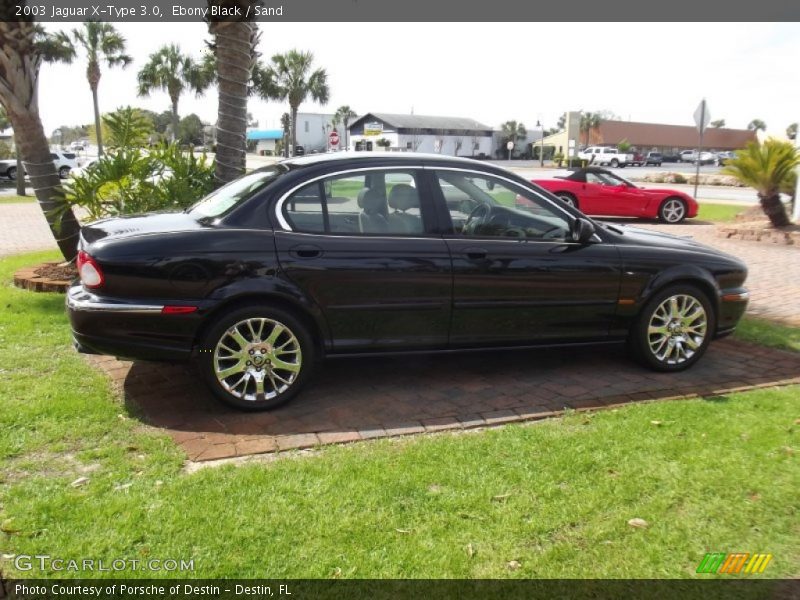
281,151,487,169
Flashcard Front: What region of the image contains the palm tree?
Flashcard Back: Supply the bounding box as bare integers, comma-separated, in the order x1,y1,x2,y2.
722,139,799,227
71,22,131,156
260,50,329,156
501,120,526,159
334,105,357,151
0,20,82,261
580,112,602,146
137,44,206,144
747,119,767,132
206,3,259,184
280,112,290,157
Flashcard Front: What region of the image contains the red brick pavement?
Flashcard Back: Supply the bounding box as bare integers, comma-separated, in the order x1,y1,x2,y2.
88,339,800,462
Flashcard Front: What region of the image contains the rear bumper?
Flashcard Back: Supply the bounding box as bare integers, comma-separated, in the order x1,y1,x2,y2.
66,285,198,361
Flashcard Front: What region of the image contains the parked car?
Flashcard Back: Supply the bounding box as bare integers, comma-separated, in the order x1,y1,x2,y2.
680,150,716,165
67,154,748,410
644,152,663,166
70,141,86,152
0,151,78,180
627,151,646,167
715,151,736,166
661,152,681,163
577,146,635,168
531,167,698,223
294,146,305,156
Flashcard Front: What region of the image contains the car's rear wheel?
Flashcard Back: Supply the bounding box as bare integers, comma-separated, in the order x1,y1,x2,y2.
556,192,578,208
200,305,316,411
658,197,687,223
630,284,715,372
7,167,16,180
610,159,619,168
58,166,70,179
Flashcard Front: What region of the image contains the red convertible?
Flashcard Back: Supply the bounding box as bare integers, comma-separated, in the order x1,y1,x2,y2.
531,167,698,223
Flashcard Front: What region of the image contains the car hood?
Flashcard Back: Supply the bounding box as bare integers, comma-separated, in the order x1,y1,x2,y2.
81,211,205,244
612,224,733,258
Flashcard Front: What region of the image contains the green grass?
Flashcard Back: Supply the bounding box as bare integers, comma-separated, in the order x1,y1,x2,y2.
734,317,800,353
696,203,745,223
1,251,798,579
0,194,35,204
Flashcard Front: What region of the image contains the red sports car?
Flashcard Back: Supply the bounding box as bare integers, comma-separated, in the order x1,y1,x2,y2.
531,167,698,223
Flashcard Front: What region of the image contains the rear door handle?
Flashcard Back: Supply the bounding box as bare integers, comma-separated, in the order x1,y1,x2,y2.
463,247,488,260
289,244,323,259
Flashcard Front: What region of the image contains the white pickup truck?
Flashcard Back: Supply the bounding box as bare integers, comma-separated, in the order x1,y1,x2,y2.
577,146,635,168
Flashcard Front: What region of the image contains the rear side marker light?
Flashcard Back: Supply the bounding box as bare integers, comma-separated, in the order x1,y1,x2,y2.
76,251,104,289
161,306,199,315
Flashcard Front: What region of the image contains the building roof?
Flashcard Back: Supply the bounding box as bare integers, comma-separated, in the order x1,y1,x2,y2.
597,120,756,150
247,129,283,141
350,112,493,132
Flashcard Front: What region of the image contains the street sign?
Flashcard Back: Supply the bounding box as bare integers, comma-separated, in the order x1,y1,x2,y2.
506,141,514,150
329,130,339,147
694,99,711,133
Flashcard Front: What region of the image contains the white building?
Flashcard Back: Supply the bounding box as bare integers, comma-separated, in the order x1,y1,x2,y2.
348,113,494,157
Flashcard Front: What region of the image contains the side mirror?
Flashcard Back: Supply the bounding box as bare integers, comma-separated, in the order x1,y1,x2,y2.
570,217,596,244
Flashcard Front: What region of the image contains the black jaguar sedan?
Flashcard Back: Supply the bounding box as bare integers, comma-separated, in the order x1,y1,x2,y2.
67,153,749,410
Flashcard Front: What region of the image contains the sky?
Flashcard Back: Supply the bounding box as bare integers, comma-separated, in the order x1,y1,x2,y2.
39,22,800,137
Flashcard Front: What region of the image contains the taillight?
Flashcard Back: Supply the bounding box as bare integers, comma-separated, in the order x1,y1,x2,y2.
76,250,105,288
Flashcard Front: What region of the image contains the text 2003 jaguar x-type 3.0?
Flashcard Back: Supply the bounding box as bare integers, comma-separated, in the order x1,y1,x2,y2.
67,153,749,410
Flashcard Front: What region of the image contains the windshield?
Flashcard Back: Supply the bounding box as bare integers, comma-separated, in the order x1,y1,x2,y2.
187,166,287,219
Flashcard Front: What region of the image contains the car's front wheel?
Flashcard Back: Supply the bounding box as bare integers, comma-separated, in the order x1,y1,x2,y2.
59,166,70,179
556,192,578,208
629,284,715,372
200,305,316,410
658,197,687,223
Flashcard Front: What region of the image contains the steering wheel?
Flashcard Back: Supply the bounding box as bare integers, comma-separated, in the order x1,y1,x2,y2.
463,204,490,235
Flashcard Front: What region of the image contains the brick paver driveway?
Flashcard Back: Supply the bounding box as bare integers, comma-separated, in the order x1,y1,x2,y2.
5,202,799,461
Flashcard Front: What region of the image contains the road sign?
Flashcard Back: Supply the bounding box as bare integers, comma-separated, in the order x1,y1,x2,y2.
694,99,711,133
329,130,339,147
506,141,514,150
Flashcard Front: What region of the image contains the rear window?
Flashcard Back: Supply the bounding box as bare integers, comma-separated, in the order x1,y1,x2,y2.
187,166,287,219
63,153,77,159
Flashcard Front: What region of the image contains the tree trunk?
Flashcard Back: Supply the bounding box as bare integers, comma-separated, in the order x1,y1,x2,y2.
10,109,81,261
170,96,179,143
758,193,790,228
88,61,103,156
15,155,25,195
291,106,298,157
0,22,81,261
211,21,255,184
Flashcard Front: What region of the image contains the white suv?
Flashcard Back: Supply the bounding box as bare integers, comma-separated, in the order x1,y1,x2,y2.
51,151,79,178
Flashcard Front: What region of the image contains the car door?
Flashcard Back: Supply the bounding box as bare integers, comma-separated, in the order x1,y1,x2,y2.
431,168,622,346
273,167,453,352
591,171,648,217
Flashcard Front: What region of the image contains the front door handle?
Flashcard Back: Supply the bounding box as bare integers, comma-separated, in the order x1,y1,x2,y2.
463,247,488,260
289,244,323,259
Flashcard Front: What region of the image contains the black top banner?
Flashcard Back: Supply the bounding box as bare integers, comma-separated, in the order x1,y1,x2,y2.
4,0,800,22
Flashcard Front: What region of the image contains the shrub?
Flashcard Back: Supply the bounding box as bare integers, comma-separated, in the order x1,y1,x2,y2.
64,143,215,221
672,173,687,184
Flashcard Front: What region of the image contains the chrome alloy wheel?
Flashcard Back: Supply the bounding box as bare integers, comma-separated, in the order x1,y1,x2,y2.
647,294,707,365
213,318,302,402
661,198,686,223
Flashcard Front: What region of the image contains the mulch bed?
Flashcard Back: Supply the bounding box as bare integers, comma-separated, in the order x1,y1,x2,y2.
13,261,76,293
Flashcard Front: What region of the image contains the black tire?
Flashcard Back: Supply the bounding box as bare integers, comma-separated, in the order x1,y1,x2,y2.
658,197,687,223
629,284,715,372
199,304,316,411
610,159,619,168
556,192,578,209
7,167,16,180
59,166,70,179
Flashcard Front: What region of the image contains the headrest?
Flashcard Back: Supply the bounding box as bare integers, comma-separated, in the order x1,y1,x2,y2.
358,188,386,214
388,184,419,212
